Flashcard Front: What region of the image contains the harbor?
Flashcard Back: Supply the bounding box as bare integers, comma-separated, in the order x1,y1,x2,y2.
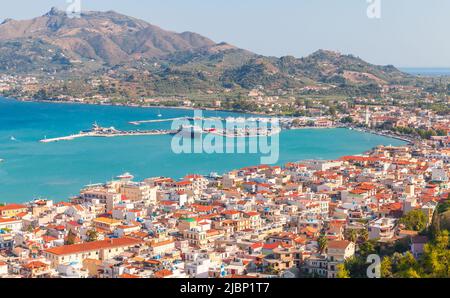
129,116,278,126
40,123,178,143
39,122,282,143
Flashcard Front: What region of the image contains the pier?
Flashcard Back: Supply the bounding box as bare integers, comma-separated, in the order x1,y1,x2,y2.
40,123,178,143
39,122,283,143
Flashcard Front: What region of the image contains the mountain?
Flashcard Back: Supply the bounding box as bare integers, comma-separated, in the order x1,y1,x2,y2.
0,7,216,66
0,8,414,99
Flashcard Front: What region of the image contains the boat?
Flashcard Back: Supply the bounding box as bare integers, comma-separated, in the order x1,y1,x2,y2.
157,110,162,117
10,136,16,141
116,172,134,180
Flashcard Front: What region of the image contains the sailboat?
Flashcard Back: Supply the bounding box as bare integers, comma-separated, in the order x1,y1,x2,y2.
157,109,162,117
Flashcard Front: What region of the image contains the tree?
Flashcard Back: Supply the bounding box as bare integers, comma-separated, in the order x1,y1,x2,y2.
399,210,428,231
336,263,350,278
358,229,369,243
400,268,421,278
381,256,393,278
317,235,328,254
86,229,98,242
345,229,358,243
340,116,354,124
66,230,77,245
394,252,420,277
359,240,377,257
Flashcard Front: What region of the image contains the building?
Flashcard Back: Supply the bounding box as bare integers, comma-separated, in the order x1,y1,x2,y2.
93,217,122,232
327,240,355,278
0,204,27,218
43,237,143,268
120,182,157,204
0,218,23,232
368,217,397,241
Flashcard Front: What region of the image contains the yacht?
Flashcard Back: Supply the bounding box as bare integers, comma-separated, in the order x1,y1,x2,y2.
116,172,134,181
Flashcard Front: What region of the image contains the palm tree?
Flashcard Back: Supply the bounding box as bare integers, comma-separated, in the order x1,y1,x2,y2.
318,235,328,254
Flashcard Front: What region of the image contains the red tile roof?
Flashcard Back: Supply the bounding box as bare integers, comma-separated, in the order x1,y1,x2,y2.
44,237,143,256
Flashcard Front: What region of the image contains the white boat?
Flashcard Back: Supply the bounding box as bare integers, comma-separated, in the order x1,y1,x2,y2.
116,172,134,180
157,110,162,117
10,136,16,141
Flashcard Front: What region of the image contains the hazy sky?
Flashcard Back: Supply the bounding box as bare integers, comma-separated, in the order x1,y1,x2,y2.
0,0,449,67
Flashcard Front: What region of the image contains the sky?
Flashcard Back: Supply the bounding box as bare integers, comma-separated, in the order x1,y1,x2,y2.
0,0,449,67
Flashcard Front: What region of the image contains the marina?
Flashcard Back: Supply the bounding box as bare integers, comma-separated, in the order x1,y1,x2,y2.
40,123,178,143
39,122,282,143
0,97,407,202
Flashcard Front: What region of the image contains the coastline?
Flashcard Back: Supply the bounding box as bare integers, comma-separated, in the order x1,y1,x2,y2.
0,97,411,203
1,97,422,144
4,97,270,117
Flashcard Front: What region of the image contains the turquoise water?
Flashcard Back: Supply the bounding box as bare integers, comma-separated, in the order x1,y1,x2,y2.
0,97,406,202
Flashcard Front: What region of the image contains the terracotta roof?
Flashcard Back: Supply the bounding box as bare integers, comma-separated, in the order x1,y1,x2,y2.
154,269,173,278
0,204,27,211
0,217,21,223
44,237,143,256
328,240,352,249
23,261,48,270
119,273,140,278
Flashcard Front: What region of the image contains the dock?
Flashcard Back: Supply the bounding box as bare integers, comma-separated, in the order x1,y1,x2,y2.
40,122,283,143
40,123,178,143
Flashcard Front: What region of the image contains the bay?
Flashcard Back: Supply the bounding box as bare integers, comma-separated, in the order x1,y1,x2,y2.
0,97,406,202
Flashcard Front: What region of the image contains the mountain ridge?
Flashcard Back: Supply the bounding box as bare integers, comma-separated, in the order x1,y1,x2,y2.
0,8,414,100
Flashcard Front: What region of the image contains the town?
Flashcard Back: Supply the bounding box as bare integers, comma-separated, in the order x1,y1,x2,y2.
0,118,449,277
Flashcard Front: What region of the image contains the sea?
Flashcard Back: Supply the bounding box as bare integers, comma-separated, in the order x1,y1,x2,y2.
0,97,406,203
400,67,450,77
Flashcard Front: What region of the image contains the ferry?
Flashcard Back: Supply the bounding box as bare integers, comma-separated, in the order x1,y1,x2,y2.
116,172,134,180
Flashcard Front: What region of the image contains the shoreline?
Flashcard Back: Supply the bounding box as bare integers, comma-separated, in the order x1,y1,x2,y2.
0,97,421,144
0,97,412,203
2,96,270,117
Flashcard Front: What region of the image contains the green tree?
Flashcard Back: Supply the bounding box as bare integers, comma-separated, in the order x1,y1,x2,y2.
66,230,77,245
336,263,350,278
340,116,354,124
358,229,369,243
381,256,393,278
359,240,377,257
400,268,421,278
345,229,358,243
399,210,428,231
86,229,99,242
317,235,328,254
